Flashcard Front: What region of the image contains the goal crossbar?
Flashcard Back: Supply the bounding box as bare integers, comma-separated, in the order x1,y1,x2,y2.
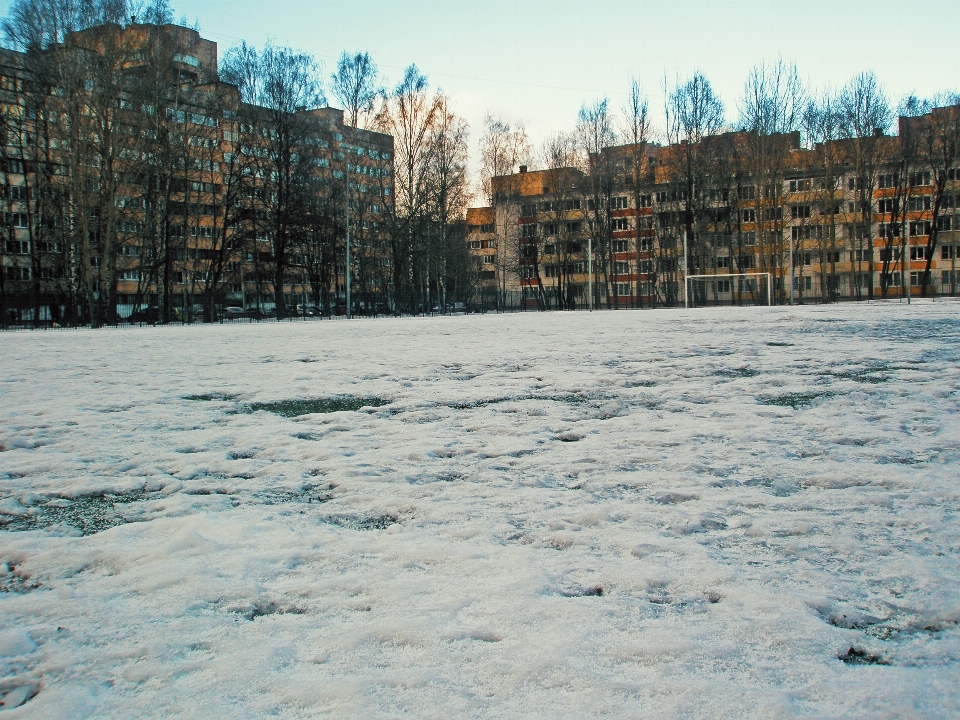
685,272,773,307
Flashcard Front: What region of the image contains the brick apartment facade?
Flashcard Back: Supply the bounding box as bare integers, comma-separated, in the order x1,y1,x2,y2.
0,22,394,325
467,108,960,309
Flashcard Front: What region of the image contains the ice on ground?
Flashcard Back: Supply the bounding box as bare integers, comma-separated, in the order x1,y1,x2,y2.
2,302,960,718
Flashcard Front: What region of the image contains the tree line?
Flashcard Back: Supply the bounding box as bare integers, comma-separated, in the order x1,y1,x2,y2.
0,0,475,327
476,62,959,309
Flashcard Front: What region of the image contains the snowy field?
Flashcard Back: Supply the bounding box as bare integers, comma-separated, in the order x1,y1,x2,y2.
2,302,960,718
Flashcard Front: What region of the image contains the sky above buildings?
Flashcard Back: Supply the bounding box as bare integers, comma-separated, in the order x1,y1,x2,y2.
2,0,958,174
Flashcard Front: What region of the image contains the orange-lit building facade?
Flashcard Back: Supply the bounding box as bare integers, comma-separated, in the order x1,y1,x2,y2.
0,23,394,324
467,108,960,308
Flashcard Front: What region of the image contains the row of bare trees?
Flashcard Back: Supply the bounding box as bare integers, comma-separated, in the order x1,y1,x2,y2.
477,63,959,309
0,0,477,327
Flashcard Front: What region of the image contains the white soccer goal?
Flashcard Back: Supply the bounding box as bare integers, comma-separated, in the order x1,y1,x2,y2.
685,273,773,307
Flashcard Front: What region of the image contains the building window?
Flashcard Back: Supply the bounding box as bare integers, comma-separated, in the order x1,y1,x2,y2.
716,280,731,293
5,266,30,280
716,256,730,269
612,218,630,231
792,226,824,241
741,209,755,223
5,240,29,254
878,173,899,189
609,196,628,210
878,222,900,238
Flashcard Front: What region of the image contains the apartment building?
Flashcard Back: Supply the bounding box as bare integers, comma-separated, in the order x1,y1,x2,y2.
467,105,960,308
0,22,394,325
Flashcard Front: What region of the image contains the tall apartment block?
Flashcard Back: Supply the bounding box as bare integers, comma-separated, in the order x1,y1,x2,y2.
0,22,394,325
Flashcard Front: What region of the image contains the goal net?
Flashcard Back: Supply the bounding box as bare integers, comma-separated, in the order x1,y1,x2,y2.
685,273,773,307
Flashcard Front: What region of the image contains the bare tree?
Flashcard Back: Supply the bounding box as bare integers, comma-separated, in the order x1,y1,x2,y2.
424,95,470,312
898,93,960,297
738,60,803,303
838,71,893,300
221,40,325,318
578,98,616,308
330,51,381,129
621,78,653,306
478,114,529,310
662,71,725,305
374,64,440,312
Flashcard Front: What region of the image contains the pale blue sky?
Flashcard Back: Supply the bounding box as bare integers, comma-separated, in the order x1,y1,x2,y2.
3,0,959,171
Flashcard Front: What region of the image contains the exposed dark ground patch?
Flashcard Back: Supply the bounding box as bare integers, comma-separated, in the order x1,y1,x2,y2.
0,492,145,535
246,397,390,417
759,391,837,409
715,367,760,379
0,561,40,593
184,393,237,402
321,513,398,531
838,646,890,665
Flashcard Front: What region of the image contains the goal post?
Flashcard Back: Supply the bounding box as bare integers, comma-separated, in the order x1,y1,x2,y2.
685,273,773,308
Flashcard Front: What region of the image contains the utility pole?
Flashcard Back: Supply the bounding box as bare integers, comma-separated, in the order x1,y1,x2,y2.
789,232,794,305
346,158,351,319
902,222,910,304
588,236,593,311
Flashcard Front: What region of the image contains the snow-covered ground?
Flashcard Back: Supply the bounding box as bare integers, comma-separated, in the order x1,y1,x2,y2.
2,302,960,718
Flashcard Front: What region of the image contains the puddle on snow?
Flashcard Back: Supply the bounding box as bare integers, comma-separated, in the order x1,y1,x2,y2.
244,397,390,417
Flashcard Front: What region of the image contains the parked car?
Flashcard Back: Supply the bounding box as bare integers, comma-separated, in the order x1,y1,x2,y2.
246,308,276,320
223,307,246,320
296,304,322,317
127,307,160,324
